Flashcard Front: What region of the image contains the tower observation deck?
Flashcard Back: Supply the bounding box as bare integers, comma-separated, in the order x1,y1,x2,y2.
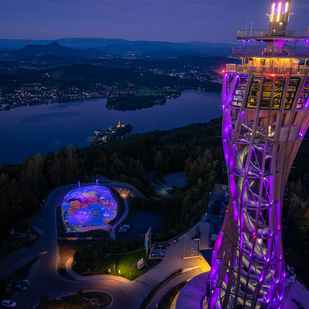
207,1,309,308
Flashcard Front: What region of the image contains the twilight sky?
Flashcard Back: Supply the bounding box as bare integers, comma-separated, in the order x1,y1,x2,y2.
0,0,308,43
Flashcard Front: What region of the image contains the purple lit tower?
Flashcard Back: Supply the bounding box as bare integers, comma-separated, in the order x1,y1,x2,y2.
207,1,309,308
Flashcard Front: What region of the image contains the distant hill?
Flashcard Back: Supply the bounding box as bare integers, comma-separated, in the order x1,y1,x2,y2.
0,42,114,61
98,41,234,57
0,38,237,58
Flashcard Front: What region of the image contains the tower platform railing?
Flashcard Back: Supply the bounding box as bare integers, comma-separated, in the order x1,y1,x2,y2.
232,47,309,58
237,29,309,40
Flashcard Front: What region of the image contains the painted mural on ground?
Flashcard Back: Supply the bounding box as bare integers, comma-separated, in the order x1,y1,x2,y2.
61,185,117,233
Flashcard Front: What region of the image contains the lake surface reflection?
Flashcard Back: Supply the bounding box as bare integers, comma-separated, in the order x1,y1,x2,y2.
0,90,222,164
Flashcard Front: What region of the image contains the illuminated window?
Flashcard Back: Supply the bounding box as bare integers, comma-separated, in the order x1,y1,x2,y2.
285,78,300,110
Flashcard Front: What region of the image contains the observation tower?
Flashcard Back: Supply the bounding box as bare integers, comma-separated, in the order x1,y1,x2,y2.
207,1,309,308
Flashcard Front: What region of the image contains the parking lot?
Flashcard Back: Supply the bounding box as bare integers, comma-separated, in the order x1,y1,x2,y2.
203,190,229,248
183,237,199,259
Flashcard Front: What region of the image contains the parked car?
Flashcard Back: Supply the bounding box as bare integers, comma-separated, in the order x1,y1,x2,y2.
121,224,131,229
157,251,165,257
153,243,166,249
14,284,27,291
118,228,128,233
18,279,31,286
152,251,165,257
1,299,16,308
1,300,16,308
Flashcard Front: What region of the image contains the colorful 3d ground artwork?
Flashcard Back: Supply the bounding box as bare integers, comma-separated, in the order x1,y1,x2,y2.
61,185,117,233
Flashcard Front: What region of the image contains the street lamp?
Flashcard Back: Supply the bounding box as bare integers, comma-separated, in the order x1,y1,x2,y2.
114,264,116,274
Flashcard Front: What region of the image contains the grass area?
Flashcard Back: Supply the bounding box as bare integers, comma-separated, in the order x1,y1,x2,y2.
44,292,111,309
93,249,162,280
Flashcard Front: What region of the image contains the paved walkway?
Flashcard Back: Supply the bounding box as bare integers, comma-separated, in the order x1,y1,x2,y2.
283,280,309,309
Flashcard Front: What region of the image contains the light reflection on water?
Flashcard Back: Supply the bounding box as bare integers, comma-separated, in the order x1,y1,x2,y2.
0,90,222,164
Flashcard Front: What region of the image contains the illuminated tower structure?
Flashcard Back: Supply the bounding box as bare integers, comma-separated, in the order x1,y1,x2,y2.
207,1,309,308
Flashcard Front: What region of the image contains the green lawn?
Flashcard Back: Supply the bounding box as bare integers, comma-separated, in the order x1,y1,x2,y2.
45,292,111,309
96,249,162,280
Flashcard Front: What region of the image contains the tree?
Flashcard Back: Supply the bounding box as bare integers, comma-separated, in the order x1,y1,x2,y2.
154,151,164,172
67,143,74,183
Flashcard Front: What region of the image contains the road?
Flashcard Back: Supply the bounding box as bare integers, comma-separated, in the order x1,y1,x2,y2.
4,181,207,309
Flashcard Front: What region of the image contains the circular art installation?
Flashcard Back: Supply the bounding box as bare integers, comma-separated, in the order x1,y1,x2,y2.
61,185,117,233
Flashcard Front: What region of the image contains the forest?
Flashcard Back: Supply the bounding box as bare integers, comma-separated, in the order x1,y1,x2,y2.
0,117,308,284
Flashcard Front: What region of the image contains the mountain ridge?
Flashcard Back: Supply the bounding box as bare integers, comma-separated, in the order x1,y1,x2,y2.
0,38,236,58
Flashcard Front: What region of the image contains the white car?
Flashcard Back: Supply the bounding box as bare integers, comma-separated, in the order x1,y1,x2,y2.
18,279,31,286
118,228,128,233
1,300,17,308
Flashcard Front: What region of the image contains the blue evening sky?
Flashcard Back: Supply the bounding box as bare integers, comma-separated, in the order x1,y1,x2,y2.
0,0,308,43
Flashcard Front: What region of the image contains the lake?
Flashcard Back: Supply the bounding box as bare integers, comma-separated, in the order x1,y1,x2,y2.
0,90,222,164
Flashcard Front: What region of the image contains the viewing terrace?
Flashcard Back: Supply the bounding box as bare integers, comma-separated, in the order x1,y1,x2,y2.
236,29,309,40
234,29,309,59
232,47,309,59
